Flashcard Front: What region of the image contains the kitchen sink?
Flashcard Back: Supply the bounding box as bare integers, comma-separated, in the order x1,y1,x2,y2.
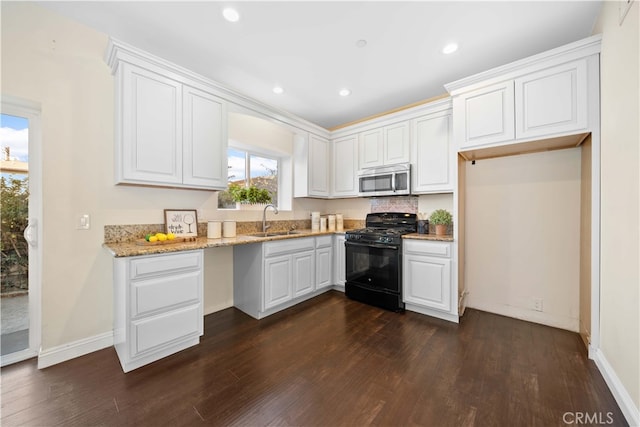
247,231,304,238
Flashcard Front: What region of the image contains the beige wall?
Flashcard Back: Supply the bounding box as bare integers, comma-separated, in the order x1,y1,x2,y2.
464,148,582,331
594,0,640,411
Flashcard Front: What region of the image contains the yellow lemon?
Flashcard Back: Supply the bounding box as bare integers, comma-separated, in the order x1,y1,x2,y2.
167,233,176,240
156,233,167,241
148,235,158,243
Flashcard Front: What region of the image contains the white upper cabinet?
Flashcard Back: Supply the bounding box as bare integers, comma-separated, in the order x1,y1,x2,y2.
331,135,358,197
411,110,453,193
358,122,410,169
294,133,330,198
309,135,330,196
182,86,228,189
383,122,411,165
114,62,228,190
358,128,384,168
453,81,515,150
119,64,183,186
514,60,588,140
446,35,601,153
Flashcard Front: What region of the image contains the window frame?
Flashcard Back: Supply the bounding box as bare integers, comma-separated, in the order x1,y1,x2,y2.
219,143,283,210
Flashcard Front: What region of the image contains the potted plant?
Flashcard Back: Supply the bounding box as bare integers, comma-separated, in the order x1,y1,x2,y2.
229,183,272,209
429,209,452,236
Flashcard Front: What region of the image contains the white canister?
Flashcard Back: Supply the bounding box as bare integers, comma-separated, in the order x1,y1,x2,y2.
222,220,236,238
327,214,336,232
208,220,222,239
311,211,321,232
320,217,327,232
336,213,344,231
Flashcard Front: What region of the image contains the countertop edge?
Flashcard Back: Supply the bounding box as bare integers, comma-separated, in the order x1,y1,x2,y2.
402,233,454,242
104,229,348,257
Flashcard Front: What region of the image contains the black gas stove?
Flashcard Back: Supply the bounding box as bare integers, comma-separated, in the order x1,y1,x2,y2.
344,213,417,312
345,212,417,246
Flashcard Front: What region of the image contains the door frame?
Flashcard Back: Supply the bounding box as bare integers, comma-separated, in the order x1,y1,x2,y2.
1,95,42,366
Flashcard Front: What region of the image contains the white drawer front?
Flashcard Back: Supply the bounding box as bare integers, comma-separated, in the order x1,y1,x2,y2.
404,240,451,258
315,235,332,248
130,251,202,280
131,271,201,318
130,304,201,357
264,237,314,257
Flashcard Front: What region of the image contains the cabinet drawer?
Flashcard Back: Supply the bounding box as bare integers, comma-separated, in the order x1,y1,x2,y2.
131,270,201,318
404,240,451,258
315,235,332,248
130,251,201,280
264,237,314,257
130,304,201,357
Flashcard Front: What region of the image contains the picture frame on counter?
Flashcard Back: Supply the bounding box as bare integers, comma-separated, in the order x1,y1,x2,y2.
164,209,198,237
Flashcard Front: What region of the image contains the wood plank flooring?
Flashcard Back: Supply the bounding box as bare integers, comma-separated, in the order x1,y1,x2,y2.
1,291,627,426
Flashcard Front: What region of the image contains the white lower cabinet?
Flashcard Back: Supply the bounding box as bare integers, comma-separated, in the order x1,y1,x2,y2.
113,250,203,372
315,235,333,290
293,251,315,297
234,236,333,319
264,254,295,310
403,240,457,322
333,234,346,290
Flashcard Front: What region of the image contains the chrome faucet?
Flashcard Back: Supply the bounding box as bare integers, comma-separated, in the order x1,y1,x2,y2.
262,204,279,232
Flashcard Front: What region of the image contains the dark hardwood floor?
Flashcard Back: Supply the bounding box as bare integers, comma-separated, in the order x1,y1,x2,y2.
1,291,626,426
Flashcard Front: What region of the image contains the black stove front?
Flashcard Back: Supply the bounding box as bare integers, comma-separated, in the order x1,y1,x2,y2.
345,213,416,311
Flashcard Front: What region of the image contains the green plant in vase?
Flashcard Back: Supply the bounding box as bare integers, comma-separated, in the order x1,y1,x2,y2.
229,183,272,205
429,209,452,236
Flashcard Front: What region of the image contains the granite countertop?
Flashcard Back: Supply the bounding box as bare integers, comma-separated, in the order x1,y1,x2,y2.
103,229,346,258
403,233,454,242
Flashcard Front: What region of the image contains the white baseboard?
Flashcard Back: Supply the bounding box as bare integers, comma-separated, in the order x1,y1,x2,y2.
37,331,114,369
467,300,579,332
593,348,640,427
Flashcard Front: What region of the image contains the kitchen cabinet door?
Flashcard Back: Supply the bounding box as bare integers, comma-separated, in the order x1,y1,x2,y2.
293,251,315,297
332,135,359,197
333,235,346,289
118,63,183,186
182,86,228,189
454,81,515,150
515,59,588,140
411,112,453,193
383,121,410,165
309,135,330,197
404,253,451,312
316,246,333,290
264,255,293,310
113,250,203,372
359,128,384,169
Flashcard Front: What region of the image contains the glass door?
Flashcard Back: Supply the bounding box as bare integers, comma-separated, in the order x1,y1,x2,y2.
1,98,41,366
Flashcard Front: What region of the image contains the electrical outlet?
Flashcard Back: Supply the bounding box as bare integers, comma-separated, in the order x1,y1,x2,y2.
533,298,543,312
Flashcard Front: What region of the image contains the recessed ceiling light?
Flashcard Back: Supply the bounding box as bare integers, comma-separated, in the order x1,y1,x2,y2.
339,88,351,97
273,86,284,95
442,43,458,54
222,7,240,23
356,39,367,48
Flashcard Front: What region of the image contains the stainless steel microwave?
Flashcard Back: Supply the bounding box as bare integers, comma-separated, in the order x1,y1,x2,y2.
358,163,411,197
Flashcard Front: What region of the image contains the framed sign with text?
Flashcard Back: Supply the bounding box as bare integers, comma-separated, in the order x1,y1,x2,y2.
164,209,198,237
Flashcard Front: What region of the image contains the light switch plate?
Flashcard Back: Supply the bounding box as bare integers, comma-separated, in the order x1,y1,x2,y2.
77,214,90,230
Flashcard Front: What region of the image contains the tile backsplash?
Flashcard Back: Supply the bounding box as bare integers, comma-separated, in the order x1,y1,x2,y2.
370,196,418,214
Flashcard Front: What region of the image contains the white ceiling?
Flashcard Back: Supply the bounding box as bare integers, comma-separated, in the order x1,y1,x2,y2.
38,1,602,129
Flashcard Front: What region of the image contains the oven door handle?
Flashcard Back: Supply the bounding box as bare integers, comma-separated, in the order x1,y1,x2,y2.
345,241,399,251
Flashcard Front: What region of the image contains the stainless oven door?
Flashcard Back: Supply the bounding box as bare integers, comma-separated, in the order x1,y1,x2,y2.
345,240,401,293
